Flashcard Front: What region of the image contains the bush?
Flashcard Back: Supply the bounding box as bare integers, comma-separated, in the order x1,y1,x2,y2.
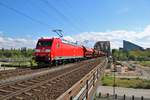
101,75,150,89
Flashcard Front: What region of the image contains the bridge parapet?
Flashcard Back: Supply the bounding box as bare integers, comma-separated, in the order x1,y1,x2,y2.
57,58,108,100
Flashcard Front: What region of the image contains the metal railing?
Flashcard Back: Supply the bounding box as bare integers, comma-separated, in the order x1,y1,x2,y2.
94,92,149,100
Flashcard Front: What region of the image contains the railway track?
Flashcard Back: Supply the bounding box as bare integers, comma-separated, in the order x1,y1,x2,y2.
0,68,37,80
0,63,76,81
0,57,105,100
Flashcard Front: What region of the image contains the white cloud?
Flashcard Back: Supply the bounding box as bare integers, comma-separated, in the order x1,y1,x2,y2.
64,25,150,49
0,36,36,49
0,25,150,49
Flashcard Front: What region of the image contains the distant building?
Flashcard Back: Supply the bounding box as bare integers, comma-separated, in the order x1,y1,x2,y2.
145,48,150,51
94,41,111,56
119,47,123,51
123,40,144,51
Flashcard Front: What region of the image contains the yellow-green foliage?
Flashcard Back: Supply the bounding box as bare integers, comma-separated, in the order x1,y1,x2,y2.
112,49,150,61
101,75,150,89
138,61,150,67
0,48,34,58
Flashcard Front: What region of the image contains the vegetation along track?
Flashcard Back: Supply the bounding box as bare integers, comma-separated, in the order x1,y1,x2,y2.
0,57,105,100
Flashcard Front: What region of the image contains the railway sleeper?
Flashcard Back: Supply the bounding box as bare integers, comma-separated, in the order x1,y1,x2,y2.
32,89,41,92
51,80,57,84
17,83,28,87
26,81,35,84
1,86,19,92
9,86,21,90
46,83,52,86
23,82,34,86
15,96,24,100
24,92,32,96
40,86,47,89
30,80,39,83
0,89,12,93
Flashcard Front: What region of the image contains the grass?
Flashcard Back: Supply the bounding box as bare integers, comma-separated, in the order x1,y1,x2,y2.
101,75,150,89
138,61,150,67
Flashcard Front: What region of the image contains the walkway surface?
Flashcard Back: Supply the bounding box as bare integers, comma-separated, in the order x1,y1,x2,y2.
96,86,150,98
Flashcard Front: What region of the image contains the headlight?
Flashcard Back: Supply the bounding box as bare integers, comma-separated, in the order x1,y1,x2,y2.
35,49,40,52
45,49,50,52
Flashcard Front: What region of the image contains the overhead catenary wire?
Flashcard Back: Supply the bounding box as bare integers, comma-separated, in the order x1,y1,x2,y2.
28,0,63,27
0,0,82,37
0,1,50,27
40,0,82,32
29,0,52,20
63,0,91,32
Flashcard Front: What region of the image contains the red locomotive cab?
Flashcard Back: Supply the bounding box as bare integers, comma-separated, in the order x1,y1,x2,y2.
35,38,53,62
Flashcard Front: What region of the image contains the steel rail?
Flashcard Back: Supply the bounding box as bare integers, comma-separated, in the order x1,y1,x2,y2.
0,61,88,100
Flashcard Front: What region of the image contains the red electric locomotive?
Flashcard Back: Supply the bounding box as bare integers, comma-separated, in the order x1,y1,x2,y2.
35,37,106,66
35,37,85,65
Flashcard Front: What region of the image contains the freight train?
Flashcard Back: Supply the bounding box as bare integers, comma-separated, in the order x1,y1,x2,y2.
34,37,106,66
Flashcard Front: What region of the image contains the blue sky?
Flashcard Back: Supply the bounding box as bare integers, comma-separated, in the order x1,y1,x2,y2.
0,0,150,48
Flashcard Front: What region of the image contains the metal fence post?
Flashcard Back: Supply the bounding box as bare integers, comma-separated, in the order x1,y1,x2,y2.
86,80,89,99
123,94,126,100
97,69,99,79
70,96,73,100
98,92,101,98
132,95,134,100
93,73,95,86
141,96,143,100
115,94,117,99
106,93,109,98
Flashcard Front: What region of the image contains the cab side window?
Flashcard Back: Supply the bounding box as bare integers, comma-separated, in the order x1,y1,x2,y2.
56,43,60,48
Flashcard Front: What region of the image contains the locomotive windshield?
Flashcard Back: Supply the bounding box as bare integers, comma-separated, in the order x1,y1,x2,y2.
37,40,53,47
